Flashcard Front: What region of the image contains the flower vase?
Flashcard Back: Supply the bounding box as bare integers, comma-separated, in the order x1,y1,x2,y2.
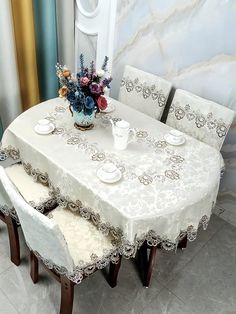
69,105,95,131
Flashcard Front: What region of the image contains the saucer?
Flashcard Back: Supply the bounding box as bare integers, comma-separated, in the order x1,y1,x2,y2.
101,101,115,113
164,133,185,146
97,167,122,183
34,123,55,135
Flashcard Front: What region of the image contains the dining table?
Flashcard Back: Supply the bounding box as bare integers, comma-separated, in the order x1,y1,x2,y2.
0,97,221,258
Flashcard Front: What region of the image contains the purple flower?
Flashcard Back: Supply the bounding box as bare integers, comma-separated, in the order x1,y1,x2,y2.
89,83,102,95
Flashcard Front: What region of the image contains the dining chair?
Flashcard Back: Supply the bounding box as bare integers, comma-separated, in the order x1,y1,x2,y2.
118,65,172,121
0,162,57,266
0,165,121,314
166,89,235,151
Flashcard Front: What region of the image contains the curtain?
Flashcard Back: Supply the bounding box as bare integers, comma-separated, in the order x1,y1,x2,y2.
0,0,75,133
0,0,22,130
33,0,58,102
56,0,75,71
11,0,40,111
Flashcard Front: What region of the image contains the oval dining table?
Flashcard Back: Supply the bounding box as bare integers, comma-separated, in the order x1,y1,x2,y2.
0,97,221,284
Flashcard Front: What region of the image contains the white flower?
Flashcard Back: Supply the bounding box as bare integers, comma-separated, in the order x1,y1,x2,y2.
96,69,105,77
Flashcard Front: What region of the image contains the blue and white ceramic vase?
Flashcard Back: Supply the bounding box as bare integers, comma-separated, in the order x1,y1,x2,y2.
69,105,96,130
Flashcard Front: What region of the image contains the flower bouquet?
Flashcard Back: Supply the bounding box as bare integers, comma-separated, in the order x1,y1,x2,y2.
56,54,112,130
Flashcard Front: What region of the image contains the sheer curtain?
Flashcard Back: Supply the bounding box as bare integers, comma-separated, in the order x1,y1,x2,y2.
0,0,22,130
0,0,75,134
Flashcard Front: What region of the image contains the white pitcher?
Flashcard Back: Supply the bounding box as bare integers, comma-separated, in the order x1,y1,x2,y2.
110,119,136,150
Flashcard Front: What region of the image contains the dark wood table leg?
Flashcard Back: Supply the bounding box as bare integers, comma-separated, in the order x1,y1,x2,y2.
178,235,188,250
5,215,20,266
30,251,39,283
60,276,74,314
138,241,148,284
108,256,122,288
144,246,157,288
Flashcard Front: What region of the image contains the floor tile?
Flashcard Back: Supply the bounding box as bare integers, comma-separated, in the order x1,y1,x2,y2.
73,259,164,314
166,222,236,314
154,214,227,285
129,287,192,314
0,288,18,314
217,194,236,227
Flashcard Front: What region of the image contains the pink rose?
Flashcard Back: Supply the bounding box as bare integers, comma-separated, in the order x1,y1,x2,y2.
80,76,89,86
97,96,107,111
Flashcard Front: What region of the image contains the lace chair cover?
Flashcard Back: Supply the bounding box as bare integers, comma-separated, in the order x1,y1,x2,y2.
5,163,52,207
166,89,235,150
0,165,74,273
0,174,13,216
118,65,172,121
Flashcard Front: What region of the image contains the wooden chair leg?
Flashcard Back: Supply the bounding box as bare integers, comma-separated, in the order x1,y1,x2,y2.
178,235,188,250
5,215,20,266
143,245,157,288
108,256,122,288
30,251,39,283
60,275,74,314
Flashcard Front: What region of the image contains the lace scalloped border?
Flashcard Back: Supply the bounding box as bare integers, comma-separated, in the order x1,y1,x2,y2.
29,213,210,284
31,244,121,285
0,146,212,260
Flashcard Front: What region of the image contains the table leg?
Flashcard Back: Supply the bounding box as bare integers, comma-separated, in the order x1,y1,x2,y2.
178,235,188,250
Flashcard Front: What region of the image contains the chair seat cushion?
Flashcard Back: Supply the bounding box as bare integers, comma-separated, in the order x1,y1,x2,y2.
5,163,52,208
50,207,115,266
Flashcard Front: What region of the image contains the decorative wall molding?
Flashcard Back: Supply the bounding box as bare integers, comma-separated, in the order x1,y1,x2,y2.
75,0,117,73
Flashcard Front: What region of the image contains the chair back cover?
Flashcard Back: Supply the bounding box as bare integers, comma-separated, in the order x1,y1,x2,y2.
166,89,235,150
118,65,172,120
0,166,74,272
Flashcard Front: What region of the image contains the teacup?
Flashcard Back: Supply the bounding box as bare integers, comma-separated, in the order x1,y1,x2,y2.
169,130,184,143
37,119,51,132
100,163,118,180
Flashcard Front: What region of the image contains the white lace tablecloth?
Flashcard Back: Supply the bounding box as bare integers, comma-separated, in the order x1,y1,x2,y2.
1,97,221,256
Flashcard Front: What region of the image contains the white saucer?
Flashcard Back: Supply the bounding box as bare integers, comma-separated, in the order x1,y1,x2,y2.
164,134,185,146
101,101,115,113
34,123,55,135
97,167,122,183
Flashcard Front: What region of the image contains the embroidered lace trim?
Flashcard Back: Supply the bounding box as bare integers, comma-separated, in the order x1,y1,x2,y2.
169,102,229,138
41,106,186,186
28,243,120,285
1,147,212,259
120,76,167,107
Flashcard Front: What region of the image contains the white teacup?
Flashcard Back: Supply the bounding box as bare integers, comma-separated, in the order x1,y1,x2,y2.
169,130,184,143
100,163,118,180
37,119,51,132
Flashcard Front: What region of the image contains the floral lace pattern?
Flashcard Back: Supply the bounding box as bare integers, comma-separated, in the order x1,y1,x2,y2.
0,148,213,258
42,107,186,186
169,102,229,138
0,158,57,224
120,76,167,107
0,146,20,161
30,244,120,285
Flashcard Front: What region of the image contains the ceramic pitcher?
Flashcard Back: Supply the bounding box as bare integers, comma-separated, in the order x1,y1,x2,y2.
110,119,136,150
